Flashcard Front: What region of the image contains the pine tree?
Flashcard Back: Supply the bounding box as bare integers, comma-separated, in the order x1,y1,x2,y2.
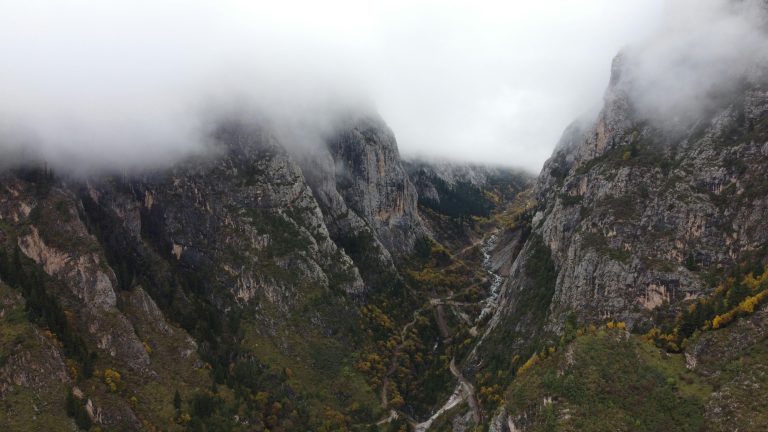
174,389,182,410
65,390,77,417
727,282,749,308
0,248,10,285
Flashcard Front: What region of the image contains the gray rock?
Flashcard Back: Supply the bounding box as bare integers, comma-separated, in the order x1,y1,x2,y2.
479,47,768,374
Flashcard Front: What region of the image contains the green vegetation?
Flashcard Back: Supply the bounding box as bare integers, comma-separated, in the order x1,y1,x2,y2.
558,194,582,207
598,194,636,221
418,177,495,221
246,209,312,257
13,165,56,198
505,327,707,432
475,235,558,403
0,385,73,432
414,168,526,226
500,296,768,432
406,238,479,296
0,240,95,378
647,265,768,352
0,282,74,432
581,231,632,264
352,236,486,419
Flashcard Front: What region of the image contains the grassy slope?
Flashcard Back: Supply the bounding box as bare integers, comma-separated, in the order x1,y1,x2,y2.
502,310,768,432
0,283,74,432
505,329,706,432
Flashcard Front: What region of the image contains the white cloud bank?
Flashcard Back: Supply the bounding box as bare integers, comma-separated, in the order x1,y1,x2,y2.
621,0,768,128
2,0,760,173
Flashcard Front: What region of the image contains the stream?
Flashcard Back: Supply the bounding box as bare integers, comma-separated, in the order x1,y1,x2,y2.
476,233,503,326
412,231,503,431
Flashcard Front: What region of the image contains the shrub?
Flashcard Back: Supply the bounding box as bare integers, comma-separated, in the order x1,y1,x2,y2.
518,353,540,376
103,368,122,392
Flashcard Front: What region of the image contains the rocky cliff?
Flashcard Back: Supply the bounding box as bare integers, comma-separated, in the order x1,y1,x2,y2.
0,107,531,431
0,116,421,431
3,5,768,430
483,49,768,352
464,11,768,431
297,115,425,262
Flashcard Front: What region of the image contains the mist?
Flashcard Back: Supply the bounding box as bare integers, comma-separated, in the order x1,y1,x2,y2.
1,0,761,174
620,0,768,129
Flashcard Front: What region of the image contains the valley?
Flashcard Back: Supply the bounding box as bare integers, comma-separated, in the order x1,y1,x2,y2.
1,2,768,431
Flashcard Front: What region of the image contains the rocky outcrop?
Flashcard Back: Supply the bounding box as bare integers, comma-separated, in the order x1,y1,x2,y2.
18,225,117,310
0,282,72,430
478,40,768,379
0,180,151,372
120,122,365,304
327,116,425,256
488,226,527,278
0,325,70,398
0,115,433,429
299,115,426,260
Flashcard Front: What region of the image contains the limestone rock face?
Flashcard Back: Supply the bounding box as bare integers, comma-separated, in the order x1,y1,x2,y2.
480,46,768,366
18,226,117,310
111,122,367,307
294,115,431,293
0,114,432,429
321,116,426,257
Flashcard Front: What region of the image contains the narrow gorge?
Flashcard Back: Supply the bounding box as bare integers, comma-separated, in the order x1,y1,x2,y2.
2,1,768,431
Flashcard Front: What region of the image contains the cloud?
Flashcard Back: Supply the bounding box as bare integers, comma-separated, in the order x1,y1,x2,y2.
618,0,768,128
0,0,671,173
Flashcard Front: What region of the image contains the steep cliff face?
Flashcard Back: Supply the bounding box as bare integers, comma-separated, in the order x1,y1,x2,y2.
0,109,535,430
2,112,515,430
0,120,398,431
101,121,365,304
326,116,425,256
466,32,768,430
297,115,426,266
0,170,205,431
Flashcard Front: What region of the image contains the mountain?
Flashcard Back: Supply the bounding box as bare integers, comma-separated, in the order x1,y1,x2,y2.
463,23,768,432
0,112,531,431
3,4,768,431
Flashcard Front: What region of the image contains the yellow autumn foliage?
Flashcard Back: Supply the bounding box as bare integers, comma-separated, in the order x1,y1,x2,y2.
743,268,768,291
712,287,768,329
517,353,539,375
104,368,122,392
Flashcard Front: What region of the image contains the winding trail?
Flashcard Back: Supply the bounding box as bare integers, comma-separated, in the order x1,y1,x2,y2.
410,357,481,431
450,358,481,425
377,231,502,429
380,308,424,407
412,231,502,430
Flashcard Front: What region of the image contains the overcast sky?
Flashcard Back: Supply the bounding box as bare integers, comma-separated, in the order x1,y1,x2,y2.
0,0,692,171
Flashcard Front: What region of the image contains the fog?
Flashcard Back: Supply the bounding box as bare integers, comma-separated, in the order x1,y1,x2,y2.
621,0,768,128
0,1,762,173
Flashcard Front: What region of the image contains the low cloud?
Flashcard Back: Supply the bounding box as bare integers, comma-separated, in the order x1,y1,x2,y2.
7,0,743,174
619,0,768,128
